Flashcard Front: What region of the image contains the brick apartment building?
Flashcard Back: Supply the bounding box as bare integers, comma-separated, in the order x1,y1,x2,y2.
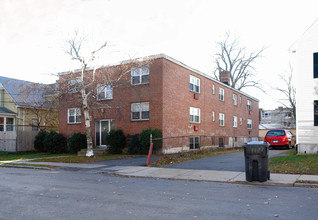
58,54,259,154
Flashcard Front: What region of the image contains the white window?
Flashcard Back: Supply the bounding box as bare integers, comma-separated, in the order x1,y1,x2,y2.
219,113,225,126
190,136,200,149
97,85,113,100
247,100,251,110
240,117,242,125
131,66,149,85
212,111,215,121
190,107,200,123
233,94,237,105
247,119,252,129
0,117,14,131
68,79,82,93
131,102,149,120
219,88,224,101
68,108,81,124
233,116,237,127
190,75,200,93
212,85,215,94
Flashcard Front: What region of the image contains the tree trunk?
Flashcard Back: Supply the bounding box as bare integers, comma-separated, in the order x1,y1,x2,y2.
81,90,94,157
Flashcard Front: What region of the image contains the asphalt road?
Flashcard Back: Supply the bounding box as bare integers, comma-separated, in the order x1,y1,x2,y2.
0,167,317,220
165,149,288,171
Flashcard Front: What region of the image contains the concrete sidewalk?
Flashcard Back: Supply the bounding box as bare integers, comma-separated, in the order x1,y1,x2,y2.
3,159,318,188
105,166,318,187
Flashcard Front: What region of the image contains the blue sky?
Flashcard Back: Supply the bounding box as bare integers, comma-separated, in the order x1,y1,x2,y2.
1,0,318,109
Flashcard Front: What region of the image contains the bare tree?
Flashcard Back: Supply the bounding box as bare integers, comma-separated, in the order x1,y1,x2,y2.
64,32,150,157
213,33,265,90
275,66,296,119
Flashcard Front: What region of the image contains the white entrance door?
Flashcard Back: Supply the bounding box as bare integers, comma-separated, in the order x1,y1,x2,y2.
95,120,114,147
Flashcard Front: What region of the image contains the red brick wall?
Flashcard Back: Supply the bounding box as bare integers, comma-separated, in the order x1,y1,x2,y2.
58,60,164,143
161,58,259,139
58,56,259,150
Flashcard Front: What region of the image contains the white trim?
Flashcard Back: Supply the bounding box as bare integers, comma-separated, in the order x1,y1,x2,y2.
190,107,201,123
67,108,81,124
219,113,225,126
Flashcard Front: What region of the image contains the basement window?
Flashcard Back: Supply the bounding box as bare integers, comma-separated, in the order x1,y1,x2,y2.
189,136,200,149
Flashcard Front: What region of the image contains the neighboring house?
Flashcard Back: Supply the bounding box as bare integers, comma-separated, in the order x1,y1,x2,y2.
291,19,318,154
0,76,58,152
58,54,259,154
259,107,296,139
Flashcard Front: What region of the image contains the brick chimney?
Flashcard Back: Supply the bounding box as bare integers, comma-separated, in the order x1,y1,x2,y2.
219,71,230,85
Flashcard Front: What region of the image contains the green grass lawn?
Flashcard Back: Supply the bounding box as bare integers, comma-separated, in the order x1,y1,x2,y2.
32,154,139,163
269,151,318,175
0,151,73,161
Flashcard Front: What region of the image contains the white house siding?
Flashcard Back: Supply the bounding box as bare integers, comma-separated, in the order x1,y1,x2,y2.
295,21,318,154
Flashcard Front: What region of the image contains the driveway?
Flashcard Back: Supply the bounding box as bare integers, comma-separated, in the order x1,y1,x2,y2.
164,149,288,172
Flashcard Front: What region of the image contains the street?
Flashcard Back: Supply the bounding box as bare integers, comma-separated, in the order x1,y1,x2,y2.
1,167,317,220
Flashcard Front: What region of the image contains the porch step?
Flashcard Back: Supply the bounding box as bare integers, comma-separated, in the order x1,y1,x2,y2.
77,147,108,156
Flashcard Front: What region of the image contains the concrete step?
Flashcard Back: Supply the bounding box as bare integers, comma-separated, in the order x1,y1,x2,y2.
77,147,108,156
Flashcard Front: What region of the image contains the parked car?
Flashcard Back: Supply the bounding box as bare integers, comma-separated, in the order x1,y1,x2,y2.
264,129,296,149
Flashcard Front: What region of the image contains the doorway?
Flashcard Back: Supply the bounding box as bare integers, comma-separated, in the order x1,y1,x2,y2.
95,120,114,147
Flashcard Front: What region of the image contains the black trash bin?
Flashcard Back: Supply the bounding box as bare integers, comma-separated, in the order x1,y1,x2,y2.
243,141,270,182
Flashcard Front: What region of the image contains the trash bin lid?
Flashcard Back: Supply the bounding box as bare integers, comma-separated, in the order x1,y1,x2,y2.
245,141,269,146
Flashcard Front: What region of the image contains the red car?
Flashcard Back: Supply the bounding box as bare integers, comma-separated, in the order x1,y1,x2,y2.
264,129,296,149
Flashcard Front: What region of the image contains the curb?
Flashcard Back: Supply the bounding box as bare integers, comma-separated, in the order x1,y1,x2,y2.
294,183,318,188
0,164,54,171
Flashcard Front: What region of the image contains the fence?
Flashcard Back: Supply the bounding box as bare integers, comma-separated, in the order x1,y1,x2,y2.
0,125,57,152
153,135,259,154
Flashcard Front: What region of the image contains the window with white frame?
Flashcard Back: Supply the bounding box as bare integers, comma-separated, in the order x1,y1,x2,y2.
0,117,14,131
190,75,200,93
97,84,113,100
233,116,237,127
189,136,200,149
131,102,149,120
212,85,215,94
233,94,237,105
212,111,215,121
219,113,225,126
219,88,224,101
240,117,242,125
247,119,252,129
131,66,149,85
68,79,82,93
247,100,251,110
190,107,200,123
68,108,81,124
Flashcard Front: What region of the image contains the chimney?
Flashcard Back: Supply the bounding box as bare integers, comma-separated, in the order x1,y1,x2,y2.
219,71,230,85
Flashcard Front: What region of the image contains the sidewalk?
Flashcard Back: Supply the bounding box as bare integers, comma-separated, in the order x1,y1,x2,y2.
2,160,318,187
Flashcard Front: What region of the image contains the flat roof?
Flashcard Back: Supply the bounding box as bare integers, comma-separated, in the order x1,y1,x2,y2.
59,53,259,102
